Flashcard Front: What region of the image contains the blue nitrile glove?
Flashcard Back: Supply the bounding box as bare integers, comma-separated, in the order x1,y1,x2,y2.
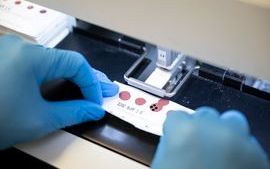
152,107,270,169
0,35,119,150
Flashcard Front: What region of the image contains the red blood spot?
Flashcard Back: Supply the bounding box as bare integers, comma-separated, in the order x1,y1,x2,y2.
27,5,34,9
15,1,21,5
40,9,47,14
150,99,169,112
135,98,146,105
119,91,131,101
157,99,169,106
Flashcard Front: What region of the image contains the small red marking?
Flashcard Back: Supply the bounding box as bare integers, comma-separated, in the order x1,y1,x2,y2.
27,5,34,9
150,99,169,112
135,98,146,105
157,99,169,106
119,91,131,101
40,9,47,14
15,1,21,5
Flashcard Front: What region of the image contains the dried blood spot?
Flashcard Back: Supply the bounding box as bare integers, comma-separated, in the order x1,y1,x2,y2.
135,98,146,105
15,1,21,5
119,91,131,101
40,9,47,14
27,5,34,9
150,99,170,112
157,99,169,106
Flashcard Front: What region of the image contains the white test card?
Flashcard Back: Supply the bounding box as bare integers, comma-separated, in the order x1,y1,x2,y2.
0,0,67,38
103,81,194,136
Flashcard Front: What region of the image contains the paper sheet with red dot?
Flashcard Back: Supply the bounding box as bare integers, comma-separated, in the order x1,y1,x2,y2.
0,0,74,47
103,81,194,136
0,0,66,37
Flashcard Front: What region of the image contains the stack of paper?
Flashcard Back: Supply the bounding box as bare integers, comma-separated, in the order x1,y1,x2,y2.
0,0,75,47
103,82,194,136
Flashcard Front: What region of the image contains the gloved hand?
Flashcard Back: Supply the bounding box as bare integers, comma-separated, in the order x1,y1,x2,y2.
152,107,270,169
0,35,119,150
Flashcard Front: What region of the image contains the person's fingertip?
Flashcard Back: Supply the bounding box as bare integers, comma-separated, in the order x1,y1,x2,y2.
167,110,191,118
221,110,250,135
194,106,219,118
91,108,105,121
164,111,191,130
165,110,192,125
162,110,193,137
101,82,119,97
221,110,247,122
94,110,106,120
84,104,105,121
81,83,103,105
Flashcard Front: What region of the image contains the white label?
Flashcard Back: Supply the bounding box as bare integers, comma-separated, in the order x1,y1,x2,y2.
103,81,194,136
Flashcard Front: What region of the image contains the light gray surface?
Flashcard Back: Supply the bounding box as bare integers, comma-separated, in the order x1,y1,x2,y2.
30,0,270,81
